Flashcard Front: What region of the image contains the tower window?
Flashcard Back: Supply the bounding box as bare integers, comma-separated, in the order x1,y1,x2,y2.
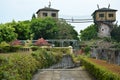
51,13,56,17
99,14,104,17
43,13,48,17
109,14,113,17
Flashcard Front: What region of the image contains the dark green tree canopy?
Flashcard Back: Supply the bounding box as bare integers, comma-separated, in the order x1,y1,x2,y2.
12,20,31,40
32,13,36,19
57,19,78,40
80,24,98,41
111,25,120,42
30,17,58,39
30,17,78,40
0,17,78,43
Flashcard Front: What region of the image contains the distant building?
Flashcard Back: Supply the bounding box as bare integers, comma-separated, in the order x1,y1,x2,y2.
36,6,59,18
92,8,117,22
92,6,117,38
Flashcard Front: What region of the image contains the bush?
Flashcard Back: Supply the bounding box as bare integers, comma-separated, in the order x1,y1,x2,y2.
0,42,10,53
0,54,38,80
80,57,120,80
10,46,22,52
31,46,39,51
0,46,21,53
0,42,22,53
0,48,62,80
2,46,10,53
31,49,62,68
45,47,72,54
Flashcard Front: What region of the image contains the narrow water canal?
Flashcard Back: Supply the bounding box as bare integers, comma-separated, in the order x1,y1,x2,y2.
49,54,75,69
32,54,94,80
32,68,93,80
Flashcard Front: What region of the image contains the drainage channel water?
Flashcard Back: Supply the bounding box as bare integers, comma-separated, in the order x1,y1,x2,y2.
32,54,93,80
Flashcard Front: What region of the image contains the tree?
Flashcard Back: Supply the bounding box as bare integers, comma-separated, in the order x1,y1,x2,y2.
111,25,120,42
12,20,31,40
30,17,58,39
30,17,78,40
32,13,36,19
80,24,98,41
57,19,78,40
0,24,17,42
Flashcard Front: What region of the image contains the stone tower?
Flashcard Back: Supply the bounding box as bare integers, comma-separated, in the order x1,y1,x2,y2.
92,6,117,38
36,2,59,18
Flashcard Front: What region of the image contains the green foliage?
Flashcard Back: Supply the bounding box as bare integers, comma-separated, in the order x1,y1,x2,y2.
0,20,31,41
31,49,60,68
111,42,120,48
0,41,10,47
32,13,36,19
44,47,72,54
0,42,10,53
0,42,21,53
0,54,38,80
0,46,21,53
0,17,78,42
30,17,78,40
31,46,40,51
0,24,17,42
80,24,98,41
57,19,78,40
111,25,120,42
12,20,31,40
103,37,112,42
83,46,91,55
9,45,22,52
30,17,58,39
0,49,62,80
80,57,120,80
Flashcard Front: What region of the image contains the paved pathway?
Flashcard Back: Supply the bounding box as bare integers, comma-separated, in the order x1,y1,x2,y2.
32,67,94,80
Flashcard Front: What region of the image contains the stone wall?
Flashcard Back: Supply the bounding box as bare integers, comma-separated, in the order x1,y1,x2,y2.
91,48,120,65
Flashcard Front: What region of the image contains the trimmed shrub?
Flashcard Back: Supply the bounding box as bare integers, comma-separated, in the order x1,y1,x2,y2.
45,47,71,54
0,42,10,53
10,45,22,52
80,57,120,80
0,46,21,53
31,46,39,51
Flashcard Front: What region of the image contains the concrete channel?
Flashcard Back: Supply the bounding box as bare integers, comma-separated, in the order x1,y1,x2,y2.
32,54,94,80
32,68,94,80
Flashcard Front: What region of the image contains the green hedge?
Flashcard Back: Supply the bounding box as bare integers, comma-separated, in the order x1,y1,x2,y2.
80,57,120,80
0,46,21,53
44,47,72,54
0,49,62,80
31,46,39,51
30,47,72,54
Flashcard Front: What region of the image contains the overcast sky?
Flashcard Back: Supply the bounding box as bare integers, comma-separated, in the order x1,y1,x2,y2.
0,0,119,33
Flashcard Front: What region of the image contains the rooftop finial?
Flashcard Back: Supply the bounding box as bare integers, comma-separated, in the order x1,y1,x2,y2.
48,1,51,8
108,4,110,9
97,4,99,9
